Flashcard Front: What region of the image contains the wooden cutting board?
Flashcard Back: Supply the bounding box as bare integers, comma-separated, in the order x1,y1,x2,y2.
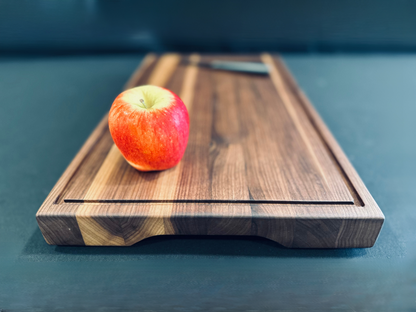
36,53,384,248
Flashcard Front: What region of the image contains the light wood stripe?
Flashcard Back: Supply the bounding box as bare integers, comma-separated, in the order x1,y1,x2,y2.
77,217,125,246
83,54,182,200
83,145,124,200
147,53,181,87
81,53,199,202
77,53,183,243
180,54,201,111
261,53,329,187
147,53,200,200
123,53,156,90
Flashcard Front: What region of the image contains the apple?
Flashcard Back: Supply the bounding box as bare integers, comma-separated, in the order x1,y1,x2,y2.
108,85,189,171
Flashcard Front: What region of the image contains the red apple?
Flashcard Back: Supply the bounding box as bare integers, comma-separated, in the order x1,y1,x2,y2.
108,85,189,171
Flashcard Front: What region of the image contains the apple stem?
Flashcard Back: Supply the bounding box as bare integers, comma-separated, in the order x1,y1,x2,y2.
140,99,148,109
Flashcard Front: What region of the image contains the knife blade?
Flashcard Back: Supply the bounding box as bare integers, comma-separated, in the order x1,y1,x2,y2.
183,60,270,75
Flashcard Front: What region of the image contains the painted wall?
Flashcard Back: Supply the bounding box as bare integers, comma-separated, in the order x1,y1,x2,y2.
1,0,416,54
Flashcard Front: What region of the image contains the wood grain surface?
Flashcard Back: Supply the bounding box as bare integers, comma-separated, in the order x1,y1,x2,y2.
36,53,384,248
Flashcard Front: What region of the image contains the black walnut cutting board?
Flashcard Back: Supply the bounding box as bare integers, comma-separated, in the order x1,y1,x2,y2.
36,53,384,248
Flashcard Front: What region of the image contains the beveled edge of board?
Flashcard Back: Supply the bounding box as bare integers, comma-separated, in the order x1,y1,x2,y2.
36,53,385,248
272,55,383,214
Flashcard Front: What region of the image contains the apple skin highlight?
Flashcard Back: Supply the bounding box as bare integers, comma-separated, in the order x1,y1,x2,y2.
108,85,189,171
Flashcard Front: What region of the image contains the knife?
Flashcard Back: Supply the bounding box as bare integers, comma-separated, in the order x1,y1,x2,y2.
184,60,270,75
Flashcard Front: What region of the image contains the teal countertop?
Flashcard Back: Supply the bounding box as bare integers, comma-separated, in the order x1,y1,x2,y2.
0,54,415,311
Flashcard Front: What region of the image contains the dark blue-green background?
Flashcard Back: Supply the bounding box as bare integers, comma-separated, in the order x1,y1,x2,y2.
2,0,416,54
1,0,416,310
